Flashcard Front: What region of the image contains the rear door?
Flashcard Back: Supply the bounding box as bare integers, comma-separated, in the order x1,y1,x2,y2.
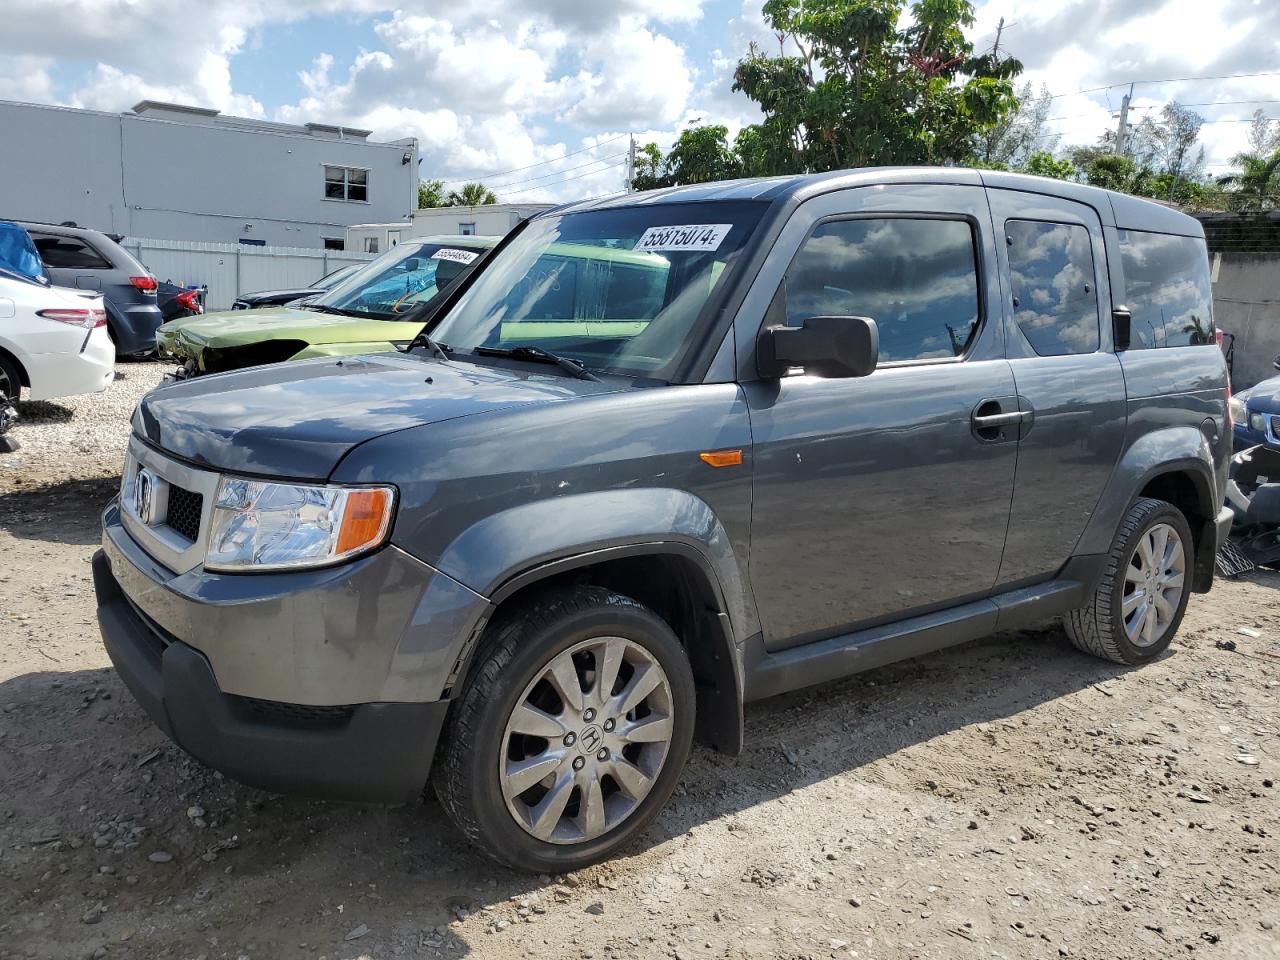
984,189,1127,589
739,182,1020,649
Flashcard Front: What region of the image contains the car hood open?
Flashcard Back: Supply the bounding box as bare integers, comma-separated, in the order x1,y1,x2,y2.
134,352,617,479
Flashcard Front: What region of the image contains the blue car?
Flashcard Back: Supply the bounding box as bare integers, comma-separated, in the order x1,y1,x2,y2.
1232,364,1280,450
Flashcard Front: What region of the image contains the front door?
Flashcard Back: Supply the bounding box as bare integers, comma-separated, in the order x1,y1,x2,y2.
741,183,1019,650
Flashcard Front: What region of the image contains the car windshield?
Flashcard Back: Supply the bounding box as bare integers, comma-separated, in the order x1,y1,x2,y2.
428,202,766,379
313,238,495,319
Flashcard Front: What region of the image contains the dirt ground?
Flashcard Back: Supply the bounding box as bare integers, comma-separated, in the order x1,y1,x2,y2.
1,381,1278,960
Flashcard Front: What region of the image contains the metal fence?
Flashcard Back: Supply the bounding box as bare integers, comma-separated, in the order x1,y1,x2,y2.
120,238,376,311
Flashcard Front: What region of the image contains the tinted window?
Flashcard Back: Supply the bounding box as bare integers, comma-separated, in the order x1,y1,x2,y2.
784,218,981,363
1118,230,1214,348
31,234,111,269
1006,220,1099,356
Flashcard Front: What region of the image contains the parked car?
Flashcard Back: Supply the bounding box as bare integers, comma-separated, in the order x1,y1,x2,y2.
17,221,162,357
157,236,495,375
157,281,204,323
94,169,1231,873
1230,359,1280,450
0,221,114,403
230,263,362,310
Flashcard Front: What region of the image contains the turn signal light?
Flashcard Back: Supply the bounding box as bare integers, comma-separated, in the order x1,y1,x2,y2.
699,449,743,468
336,487,395,554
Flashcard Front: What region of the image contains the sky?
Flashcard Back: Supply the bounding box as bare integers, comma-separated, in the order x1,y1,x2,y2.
1,0,1277,203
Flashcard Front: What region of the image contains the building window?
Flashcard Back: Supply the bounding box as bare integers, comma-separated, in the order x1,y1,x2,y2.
324,165,369,202
364,237,380,254
323,237,345,251
458,222,477,236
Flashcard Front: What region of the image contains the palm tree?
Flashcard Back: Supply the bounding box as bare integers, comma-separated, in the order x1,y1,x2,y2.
1216,150,1280,212
446,183,498,206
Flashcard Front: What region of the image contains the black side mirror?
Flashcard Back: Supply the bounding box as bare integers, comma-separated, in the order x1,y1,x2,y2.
759,315,879,379
1272,353,1280,372
1113,307,1132,352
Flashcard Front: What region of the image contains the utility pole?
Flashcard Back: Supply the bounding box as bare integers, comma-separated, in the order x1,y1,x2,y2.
991,16,1004,57
1115,82,1134,156
626,135,636,193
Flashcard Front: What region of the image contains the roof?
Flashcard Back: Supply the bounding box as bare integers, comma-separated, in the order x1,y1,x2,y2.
555,166,1204,237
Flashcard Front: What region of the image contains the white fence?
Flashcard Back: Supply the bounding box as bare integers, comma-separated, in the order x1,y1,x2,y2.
120,238,376,312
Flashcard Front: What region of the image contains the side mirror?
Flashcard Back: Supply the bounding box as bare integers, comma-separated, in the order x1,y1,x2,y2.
1113,307,1132,352
1272,353,1280,372
759,315,879,379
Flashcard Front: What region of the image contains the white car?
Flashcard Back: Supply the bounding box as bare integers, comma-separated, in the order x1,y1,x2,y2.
0,267,115,403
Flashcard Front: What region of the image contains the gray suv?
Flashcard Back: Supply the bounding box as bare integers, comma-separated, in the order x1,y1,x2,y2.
19,221,163,356
93,168,1232,872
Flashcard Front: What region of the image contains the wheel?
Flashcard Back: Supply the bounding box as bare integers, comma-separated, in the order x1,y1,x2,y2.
1065,497,1193,665
433,585,695,872
0,353,22,403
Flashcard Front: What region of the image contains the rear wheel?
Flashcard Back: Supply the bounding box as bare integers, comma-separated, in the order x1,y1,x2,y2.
0,354,22,403
1065,497,1193,665
433,585,695,872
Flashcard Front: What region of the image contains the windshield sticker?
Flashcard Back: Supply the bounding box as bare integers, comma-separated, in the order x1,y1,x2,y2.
431,248,479,265
634,224,732,253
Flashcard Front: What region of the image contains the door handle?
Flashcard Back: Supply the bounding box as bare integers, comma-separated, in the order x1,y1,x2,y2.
972,411,1028,429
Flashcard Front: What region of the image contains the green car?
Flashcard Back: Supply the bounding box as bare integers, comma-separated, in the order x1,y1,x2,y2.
157,236,497,375
158,233,681,376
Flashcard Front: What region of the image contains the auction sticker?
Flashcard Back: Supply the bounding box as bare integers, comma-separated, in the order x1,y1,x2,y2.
634,224,732,253
431,248,479,264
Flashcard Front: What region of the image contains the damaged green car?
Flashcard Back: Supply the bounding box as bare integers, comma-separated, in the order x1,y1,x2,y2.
157,236,496,375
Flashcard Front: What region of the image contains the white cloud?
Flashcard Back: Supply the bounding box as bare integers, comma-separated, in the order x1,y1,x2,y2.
0,55,57,103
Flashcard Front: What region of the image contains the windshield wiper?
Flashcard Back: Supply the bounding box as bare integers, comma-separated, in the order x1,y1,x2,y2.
403,331,451,361
475,345,601,382
302,303,358,317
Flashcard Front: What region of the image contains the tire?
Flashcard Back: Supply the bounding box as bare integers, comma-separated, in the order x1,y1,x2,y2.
0,353,22,403
433,585,696,872
1064,497,1194,665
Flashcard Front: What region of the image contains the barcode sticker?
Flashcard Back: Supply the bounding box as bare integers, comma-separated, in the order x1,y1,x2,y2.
431,248,479,264
634,224,732,253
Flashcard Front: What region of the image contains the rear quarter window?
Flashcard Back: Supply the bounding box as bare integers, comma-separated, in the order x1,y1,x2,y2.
1006,219,1099,357
1117,230,1214,348
30,234,112,270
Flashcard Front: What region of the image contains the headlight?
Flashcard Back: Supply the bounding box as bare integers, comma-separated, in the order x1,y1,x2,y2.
205,478,396,572
1229,394,1247,427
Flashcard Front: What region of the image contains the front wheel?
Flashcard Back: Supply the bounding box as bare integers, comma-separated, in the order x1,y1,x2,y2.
1065,497,1193,665
433,586,695,872
0,354,22,404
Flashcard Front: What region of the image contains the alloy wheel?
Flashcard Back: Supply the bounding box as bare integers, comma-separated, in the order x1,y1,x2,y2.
1122,522,1186,647
499,635,674,845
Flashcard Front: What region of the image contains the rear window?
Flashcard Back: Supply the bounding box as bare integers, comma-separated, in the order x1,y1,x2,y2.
1118,230,1214,348
30,233,112,270
1006,219,1100,357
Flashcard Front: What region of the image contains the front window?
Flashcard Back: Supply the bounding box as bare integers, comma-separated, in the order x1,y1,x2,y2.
429,202,766,379
312,238,493,319
324,165,369,202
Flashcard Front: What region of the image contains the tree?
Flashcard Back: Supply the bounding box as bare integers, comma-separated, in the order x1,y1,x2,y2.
1247,108,1280,157
1023,151,1076,181
418,178,446,208
446,183,498,206
630,143,666,191
663,126,742,184
731,0,1023,173
1216,149,1280,212
1127,102,1204,194
975,82,1059,169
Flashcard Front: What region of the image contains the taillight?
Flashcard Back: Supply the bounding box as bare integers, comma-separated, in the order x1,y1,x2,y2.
37,308,108,329
1226,382,1233,430
129,275,158,294
176,289,201,311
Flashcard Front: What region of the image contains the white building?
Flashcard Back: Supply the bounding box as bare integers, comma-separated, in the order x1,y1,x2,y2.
0,98,419,250
346,202,555,253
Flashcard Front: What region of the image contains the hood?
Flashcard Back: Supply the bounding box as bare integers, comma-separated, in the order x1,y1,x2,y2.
239,288,320,302
156,306,421,369
1243,375,1280,415
135,352,618,479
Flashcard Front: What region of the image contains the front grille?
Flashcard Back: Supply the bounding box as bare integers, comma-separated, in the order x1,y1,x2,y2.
232,300,249,310
1270,415,1280,439
237,697,355,725
166,485,204,543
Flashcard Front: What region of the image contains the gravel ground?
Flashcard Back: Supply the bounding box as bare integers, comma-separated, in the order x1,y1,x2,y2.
2,361,168,486
0,369,1278,960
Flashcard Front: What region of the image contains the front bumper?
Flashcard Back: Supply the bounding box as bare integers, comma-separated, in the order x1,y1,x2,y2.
93,549,447,802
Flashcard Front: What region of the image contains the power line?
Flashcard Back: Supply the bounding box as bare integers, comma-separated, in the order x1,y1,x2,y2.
1048,71,1280,101
501,162,627,197
439,134,629,186
484,153,629,192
